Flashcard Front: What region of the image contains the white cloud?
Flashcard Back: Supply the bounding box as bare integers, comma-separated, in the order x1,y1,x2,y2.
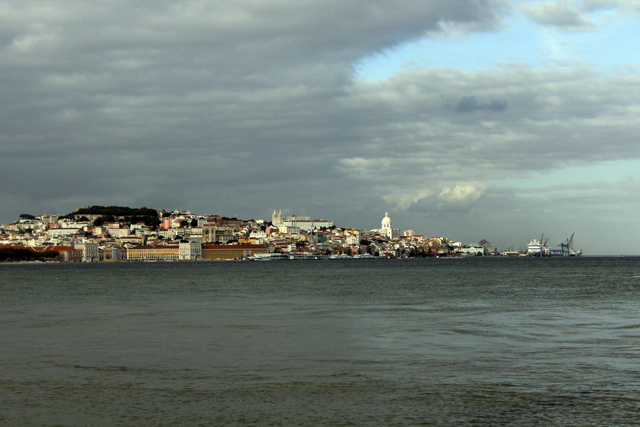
626,1,640,14
408,183,487,214
522,1,594,28
580,0,621,12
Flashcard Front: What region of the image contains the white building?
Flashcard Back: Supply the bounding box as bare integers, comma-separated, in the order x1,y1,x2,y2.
108,228,130,238
179,237,202,260
272,210,284,226
79,242,100,262
345,230,361,245
250,230,267,239
278,225,301,234
109,247,122,260
459,245,488,256
47,228,80,239
272,210,333,231
377,212,400,239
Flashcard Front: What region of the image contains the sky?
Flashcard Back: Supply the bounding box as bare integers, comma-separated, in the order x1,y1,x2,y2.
1,0,639,255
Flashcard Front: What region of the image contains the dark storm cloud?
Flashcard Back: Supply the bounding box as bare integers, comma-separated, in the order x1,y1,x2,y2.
0,0,507,213
338,66,640,185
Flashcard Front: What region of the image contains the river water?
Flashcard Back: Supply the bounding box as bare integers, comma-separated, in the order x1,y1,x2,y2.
2,257,639,426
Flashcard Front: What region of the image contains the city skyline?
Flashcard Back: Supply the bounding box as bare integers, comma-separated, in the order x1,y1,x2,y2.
1,1,639,255
2,205,579,255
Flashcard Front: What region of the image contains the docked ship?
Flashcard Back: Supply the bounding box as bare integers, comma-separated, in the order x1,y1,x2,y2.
247,253,290,261
527,234,551,257
526,239,543,256
527,233,582,257
329,254,353,260
353,253,377,259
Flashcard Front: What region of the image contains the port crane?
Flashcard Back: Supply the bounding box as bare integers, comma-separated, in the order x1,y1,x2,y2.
548,233,575,256
559,233,575,257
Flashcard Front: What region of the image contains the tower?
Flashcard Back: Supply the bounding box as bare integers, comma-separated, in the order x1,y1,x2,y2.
272,210,284,226
381,212,392,239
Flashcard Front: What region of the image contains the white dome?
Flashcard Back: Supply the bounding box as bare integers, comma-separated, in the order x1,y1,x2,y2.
381,212,391,228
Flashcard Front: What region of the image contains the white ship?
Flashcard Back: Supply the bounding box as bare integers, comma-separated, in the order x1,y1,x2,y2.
329,254,353,260
247,253,290,261
527,239,543,256
527,234,552,257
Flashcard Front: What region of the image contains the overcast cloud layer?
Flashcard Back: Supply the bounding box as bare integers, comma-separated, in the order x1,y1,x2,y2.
2,0,639,254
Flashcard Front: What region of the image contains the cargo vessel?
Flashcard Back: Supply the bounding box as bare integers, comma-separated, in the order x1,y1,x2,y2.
528,233,582,257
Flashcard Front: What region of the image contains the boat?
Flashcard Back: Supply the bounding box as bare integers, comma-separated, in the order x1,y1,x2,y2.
353,254,377,259
329,254,353,260
501,250,519,257
568,248,582,257
290,254,325,260
247,253,290,261
526,239,543,256
527,234,552,257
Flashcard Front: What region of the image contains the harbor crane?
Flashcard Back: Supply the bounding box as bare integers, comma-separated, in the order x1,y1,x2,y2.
559,233,575,257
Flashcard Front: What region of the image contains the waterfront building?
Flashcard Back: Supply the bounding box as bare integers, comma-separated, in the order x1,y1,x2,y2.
77,242,100,262
103,246,123,260
459,245,488,256
33,245,83,262
179,237,202,261
126,245,179,261
201,244,268,260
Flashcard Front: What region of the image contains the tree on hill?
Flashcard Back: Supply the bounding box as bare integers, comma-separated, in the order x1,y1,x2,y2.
144,216,160,228
72,206,159,218
19,214,35,220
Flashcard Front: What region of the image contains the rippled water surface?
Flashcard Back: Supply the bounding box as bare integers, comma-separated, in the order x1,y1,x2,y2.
2,257,640,426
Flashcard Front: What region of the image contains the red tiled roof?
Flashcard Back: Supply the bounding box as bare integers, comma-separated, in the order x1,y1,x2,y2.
0,245,34,250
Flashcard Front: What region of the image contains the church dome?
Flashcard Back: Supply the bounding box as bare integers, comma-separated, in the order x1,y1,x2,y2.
381,212,392,228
